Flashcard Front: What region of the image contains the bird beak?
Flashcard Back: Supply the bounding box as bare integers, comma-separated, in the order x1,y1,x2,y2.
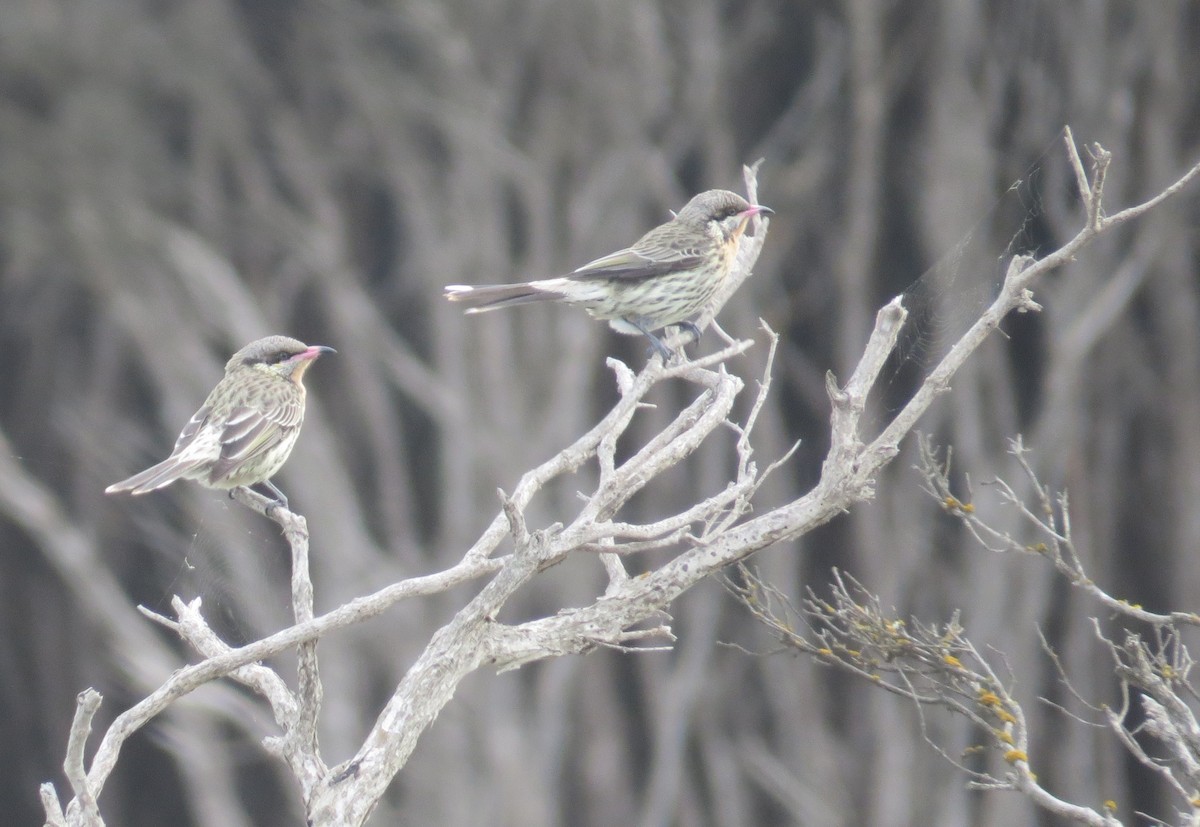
295,345,337,362
733,204,772,240
287,345,334,384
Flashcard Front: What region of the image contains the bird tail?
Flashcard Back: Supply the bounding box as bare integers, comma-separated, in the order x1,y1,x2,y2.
105,457,204,496
444,281,568,313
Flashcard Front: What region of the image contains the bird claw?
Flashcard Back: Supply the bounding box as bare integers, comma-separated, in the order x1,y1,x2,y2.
262,480,290,512
678,322,702,346
626,319,678,362
642,323,702,362
644,336,676,362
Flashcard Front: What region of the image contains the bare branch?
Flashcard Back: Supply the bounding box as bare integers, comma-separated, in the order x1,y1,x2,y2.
40,784,68,827
63,690,103,827
44,134,1200,825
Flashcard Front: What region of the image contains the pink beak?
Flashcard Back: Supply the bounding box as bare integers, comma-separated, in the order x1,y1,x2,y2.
292,345,336,362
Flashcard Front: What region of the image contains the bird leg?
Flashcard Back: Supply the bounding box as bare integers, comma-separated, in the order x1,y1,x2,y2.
677,321,703,346
260,480,290,511
625,318,676,361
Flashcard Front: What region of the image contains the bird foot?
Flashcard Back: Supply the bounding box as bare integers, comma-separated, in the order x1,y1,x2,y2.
643,324,702,362
261,480,290,512
678,321,703,345
625,319,678,362
644,336,677,362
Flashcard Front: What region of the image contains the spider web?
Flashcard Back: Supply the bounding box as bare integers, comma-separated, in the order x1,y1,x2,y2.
872,139,1059,420
146,494,295,646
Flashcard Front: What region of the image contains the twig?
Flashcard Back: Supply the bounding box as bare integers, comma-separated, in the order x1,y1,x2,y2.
917,435,1200,629
63,689,104,827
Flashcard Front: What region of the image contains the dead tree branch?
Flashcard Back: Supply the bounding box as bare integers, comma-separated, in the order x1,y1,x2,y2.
42,137,1200,825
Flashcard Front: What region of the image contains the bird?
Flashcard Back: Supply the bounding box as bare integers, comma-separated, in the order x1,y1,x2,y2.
105,336,335,508
444,189,771,359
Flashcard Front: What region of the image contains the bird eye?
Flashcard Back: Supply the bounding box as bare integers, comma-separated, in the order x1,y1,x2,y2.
273,351,294,364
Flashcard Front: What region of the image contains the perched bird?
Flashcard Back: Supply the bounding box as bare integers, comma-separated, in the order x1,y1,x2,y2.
445,189,771,359
105,336,335,508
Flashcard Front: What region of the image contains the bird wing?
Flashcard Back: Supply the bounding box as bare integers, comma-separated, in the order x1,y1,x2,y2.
569,230,706,283
171,404,212,454
208,396,304,484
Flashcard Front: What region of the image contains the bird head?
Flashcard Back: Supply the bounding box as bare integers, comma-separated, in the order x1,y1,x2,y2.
677,189,773,244
227,335,336,384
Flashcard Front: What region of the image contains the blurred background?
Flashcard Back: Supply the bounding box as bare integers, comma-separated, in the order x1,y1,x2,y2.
1,1,1199,825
